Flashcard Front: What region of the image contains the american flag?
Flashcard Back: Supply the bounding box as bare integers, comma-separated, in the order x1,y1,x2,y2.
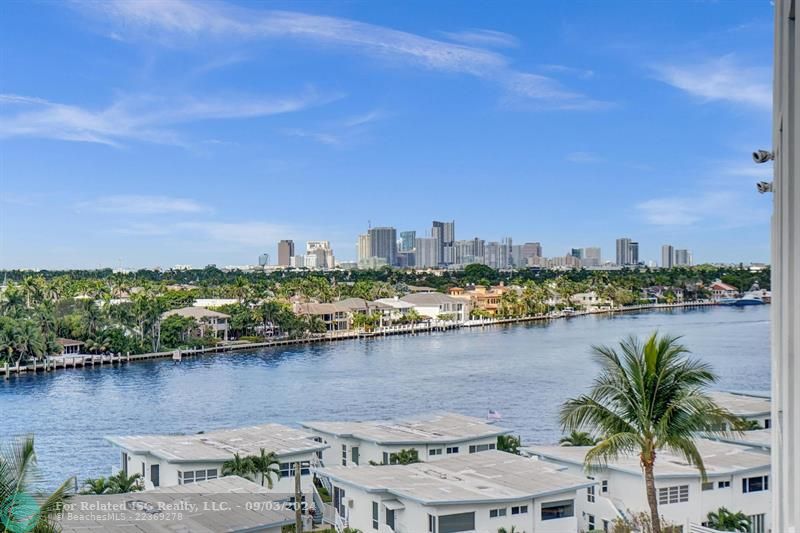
487,409,502,421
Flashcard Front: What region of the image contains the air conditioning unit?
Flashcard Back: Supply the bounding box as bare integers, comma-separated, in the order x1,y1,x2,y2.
345,497,354,508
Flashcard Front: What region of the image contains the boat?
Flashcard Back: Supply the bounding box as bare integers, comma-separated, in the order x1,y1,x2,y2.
719,294,766,306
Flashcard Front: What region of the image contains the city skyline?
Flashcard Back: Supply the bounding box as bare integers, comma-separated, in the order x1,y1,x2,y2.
1,1,773,269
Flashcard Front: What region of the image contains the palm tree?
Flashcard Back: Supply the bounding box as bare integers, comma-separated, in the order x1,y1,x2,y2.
497,435,521,455
559,430,598,447
107,471,143,494
80,477,111,495
11,319,47,365
389,448,419,465
497,527,518,533
251,449,281,489
560,333,742,533
222,453,256,480
706,507,751,532
0,435,74,532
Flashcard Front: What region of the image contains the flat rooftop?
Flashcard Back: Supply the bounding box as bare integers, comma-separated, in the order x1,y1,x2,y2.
317,450,592,505
107,423,327,463
57,476,293,533
526,438,770,479
302,412,508,445
709,391,771,417
708,428,772,451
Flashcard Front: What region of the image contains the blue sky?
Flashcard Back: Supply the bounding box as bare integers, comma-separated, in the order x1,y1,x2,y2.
0,0,774,269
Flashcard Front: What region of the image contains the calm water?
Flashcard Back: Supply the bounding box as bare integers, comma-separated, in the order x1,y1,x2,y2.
1,305,769,486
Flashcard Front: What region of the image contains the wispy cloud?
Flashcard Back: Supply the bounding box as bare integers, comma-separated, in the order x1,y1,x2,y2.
540,64,595,79
566,151,602,163
0,90,336,146
285,109,387,147
440,29,519,48
77,195,209,214
636,190,769,229
72,0,607,110
652,54,771,109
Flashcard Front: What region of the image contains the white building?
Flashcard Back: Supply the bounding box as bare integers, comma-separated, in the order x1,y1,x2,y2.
709,391,771,429
400,292,470,322
161,306,230,340
56,476,294,533
302,413,509,467
526,439,771,533
570,291,612,311
316,450,593,533
374,297,417,320
106,423,328,494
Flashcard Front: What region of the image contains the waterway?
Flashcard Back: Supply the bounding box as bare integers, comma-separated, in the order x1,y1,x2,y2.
0,305,769,486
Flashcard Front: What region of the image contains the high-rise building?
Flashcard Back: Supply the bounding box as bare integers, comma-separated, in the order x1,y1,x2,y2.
306,241,334,269
369,227,397,266
661,244,675,268
674,249,692,266
357,234,371,262
432,221,455,266
415,237,440,268
521,242,542,264
399,231,416,252
570,248,584,260
453,238,485,266
278,240,294,266
511,245,523,268
616,238,639,266
583,247,601,267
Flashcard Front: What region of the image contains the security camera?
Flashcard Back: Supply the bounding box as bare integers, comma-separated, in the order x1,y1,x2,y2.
752,150,774,164
756,181,773,194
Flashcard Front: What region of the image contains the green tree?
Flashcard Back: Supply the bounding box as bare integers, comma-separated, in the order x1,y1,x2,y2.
222,453,256,480
389,449,419,465
107,471,143,494
0,435,74,532
560,333,742,533
251,449,281,489
497,435,521,455
559,431,599,447
80,477,111,495
705,507,751,532
11,319,47,365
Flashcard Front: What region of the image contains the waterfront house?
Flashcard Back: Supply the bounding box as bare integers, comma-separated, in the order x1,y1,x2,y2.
335,298,395,327
106,423,328,494
302,412,509,467
709,391,771,429
570,291,612,311
56,338,84,355
400,292,470,322
161,306,230,341
315,449,592,533
294,302,350,331
373,297,417,320
448,284,515,316
526,439,771,533
56,476,294,533
708,280,739,300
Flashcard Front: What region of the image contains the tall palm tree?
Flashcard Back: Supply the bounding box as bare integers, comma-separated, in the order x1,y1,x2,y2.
559,430,598,447
251,449,281,489
221,453,256,480
11,320,46,365
560,333,742,533
0,436,74,532
706,507,751,532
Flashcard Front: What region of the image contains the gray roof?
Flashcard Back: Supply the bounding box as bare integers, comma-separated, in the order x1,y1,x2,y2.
162,306,230,320
317,450,592,506
708,428,772,451
525,438,770,479
57,476,294,533
335,298,393,312
302,412,508,445
708,391,771,418
107,423,327,463
400,293,463,306
374,298,416,309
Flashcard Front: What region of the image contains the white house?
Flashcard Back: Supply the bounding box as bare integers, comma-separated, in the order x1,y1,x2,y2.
400,293,471,322
106,423,328,494
374,297,417,320
708,280,739,300
570,291,612,311
302,412,509,467
161,306,230,340
709,391,772,429
526,439,771,533
316,450,593,533
708,428,772,454
57,476,295,533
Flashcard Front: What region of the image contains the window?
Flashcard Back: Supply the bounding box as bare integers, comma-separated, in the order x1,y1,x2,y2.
587,484,596,502
511,505,528,515
438,512,475,533
141,463,145,477
122,452,128,476
701,482,714,491
468,444,492,453
342,444,347,466
385,509,395,530
764,419,771,429
280,462,311,477
601,480,608,493
177,468,217,485
446,446,459,454
150,465,159,488
743,475,769,493
429,448,442,456
372,501,379,530
352,446,360,465
749,513,765,533
658,485,689,504
603,519,610,532
718,480,731,489
428,514,437,533
383,452,389,465
588,514,596,530
489,508,506,518
541,500,575,520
